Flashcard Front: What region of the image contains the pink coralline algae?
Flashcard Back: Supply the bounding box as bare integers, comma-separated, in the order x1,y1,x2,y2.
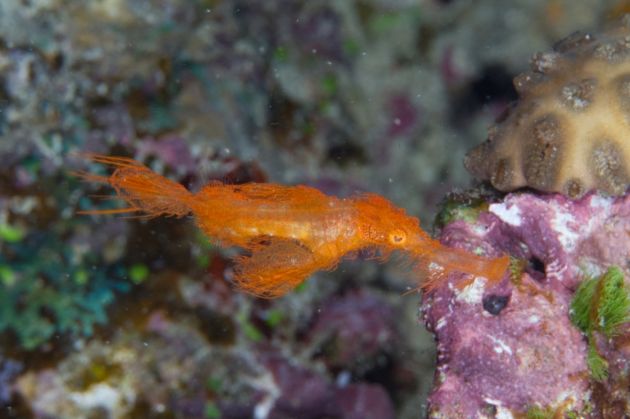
422,191,630,417
307,290,398,372
229,352,396,419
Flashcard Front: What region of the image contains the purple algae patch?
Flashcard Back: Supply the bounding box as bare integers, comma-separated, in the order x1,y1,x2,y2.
422,191,630,416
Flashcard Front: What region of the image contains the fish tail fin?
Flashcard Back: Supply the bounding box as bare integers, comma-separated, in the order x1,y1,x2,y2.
75,153,193,218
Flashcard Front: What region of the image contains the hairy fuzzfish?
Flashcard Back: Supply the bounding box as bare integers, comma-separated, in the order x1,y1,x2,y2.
76,154,509,297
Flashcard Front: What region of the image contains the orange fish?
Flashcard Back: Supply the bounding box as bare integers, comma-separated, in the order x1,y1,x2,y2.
76,154,509,297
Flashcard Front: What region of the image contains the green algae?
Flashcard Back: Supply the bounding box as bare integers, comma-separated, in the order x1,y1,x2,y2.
0,223,26,243
570,266,630,381
433,194,490,231
129,263,150,284
570,266,630,338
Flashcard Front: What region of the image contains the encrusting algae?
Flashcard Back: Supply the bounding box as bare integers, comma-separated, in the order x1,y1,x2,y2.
76,154,509,297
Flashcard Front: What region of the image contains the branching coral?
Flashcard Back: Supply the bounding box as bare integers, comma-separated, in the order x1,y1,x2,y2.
0,233,130,350
0,173,134,351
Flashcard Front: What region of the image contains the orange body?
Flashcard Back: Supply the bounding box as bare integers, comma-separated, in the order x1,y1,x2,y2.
77,154,509,297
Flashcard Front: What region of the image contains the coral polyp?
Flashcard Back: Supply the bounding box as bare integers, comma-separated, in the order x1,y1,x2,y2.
466,16,630,198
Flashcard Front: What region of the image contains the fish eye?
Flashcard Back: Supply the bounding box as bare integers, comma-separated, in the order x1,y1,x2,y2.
389,229,406,245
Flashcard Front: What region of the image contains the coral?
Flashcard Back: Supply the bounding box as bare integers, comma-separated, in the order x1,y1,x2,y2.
243,352,396,419
465,15,630,198
423,190,630,417
0,356,22,404
0,1,621,416
0,161,135,351
306,290,398,373
15,307,397,419
15,316,216,418
0,233,130,350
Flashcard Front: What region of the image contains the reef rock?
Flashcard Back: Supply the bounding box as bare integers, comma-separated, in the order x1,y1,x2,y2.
423,191,630,417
